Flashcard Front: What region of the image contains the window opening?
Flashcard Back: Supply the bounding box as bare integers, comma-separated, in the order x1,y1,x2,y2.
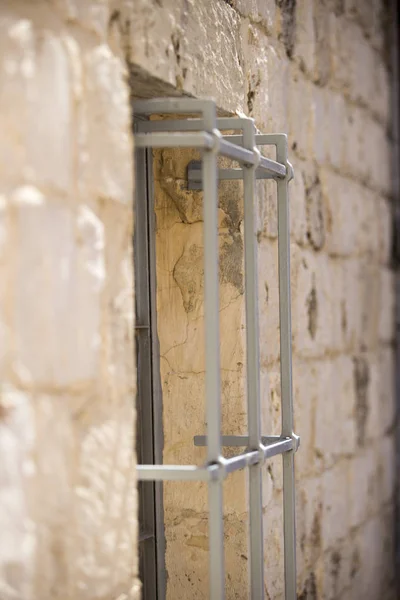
134,98,299,600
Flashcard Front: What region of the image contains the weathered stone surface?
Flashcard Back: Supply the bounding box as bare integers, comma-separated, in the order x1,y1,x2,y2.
0,1,396,599
0,5,138,599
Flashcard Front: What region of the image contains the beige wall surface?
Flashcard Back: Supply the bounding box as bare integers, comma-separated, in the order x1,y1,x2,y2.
0,1,139,599
128,0,397,599
0,0,396,599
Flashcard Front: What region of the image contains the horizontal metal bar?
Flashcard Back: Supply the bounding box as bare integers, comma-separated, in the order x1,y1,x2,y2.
194,434,286,447
261,438,293,459
135,131,214,149
187,162,277,190
134,98,215,116
135,133,286,177
259,155,286,177
138,438,294,482
137,465,216,481
218,138,259,167
225,134,286,147
224,450,260,473
136,117,258,133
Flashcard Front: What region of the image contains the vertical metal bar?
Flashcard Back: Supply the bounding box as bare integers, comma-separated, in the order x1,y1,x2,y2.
145,147,167,600
134,134,158,600
276,136,297,600
242,120,264,599
202,102,225,600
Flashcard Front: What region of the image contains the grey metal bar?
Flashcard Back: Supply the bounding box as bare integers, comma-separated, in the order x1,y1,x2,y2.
134,98,216,116
136,132,285,176
136,116,258,133
224,450,260,473
218,138,286,176
242,119,265,600
202,102,226,600
276,134,297,600
194,434,294,449
145,146,167,600
135,131,214,149
187,161,284,192
188,165,276,190
133,101,299,600
137,465,215,482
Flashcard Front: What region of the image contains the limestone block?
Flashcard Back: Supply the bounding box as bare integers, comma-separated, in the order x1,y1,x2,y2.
314,357,356,468
0,197,8,378
12,191,104,387
356,184,380,259
350,24,376,108
263,499,285,600
311,360,336,471
377,196,393,266
296,477,323,573
126,0,245,113
72,392,137,600
294,0,316,77
335,355,358,456
316,540,355,600
341,258,362,351
313,0,333,85
230,0,277,33
377,434,396,506
321,460,350,550
363,118,391,195
256,180,278,240
288,73,314,160
311,86,328,164
320,169,357,257
291,248,340,358
292,359,317,479
371,58,390,122
56,0,109,40
26,31,73,195
330,15,354,93
324,91,346,171
378,268,395,344
348,447,379,528
0,17,34,188
341,105,366,181
358,259,381,350
377,346,396,435
302,163,326,252
79,44,132,204
266,45,290,132
0,385,35,600
353,352,379,447
351,515,391,600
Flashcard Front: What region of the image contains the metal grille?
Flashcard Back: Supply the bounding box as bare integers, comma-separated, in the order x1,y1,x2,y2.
134,98,300,600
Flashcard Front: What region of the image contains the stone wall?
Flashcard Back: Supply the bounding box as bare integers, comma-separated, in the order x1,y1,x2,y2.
0,1,139,599
0,0,396,599
127,0,397,599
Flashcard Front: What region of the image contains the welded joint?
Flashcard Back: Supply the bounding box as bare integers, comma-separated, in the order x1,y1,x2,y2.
206,456,228,482
208,128,223,154
291,433,300,452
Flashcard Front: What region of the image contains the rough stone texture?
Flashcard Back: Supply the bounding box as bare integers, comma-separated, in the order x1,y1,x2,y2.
126,0,396,598
0,2,139,599
0,0,396,599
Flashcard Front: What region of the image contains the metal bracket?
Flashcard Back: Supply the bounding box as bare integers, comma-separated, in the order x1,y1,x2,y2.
187,160,277,190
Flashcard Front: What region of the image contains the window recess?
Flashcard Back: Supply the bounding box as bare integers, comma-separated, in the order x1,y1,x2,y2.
134,97,299,600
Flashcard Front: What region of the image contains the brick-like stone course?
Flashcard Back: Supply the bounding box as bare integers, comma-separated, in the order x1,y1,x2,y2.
0,3,139,599
0,0,395,599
